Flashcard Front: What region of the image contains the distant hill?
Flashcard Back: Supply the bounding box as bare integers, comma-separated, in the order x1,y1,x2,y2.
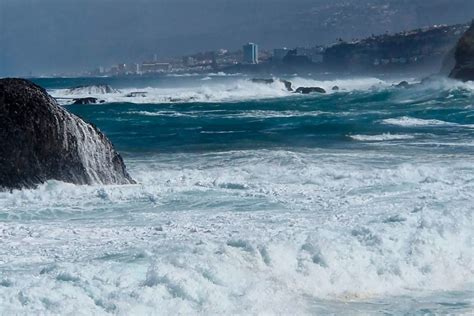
323,24,469,75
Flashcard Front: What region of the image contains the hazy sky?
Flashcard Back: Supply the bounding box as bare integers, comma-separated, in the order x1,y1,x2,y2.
1,0,473,76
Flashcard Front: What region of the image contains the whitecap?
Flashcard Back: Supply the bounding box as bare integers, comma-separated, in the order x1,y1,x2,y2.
382,116,460,127
349,133,415,141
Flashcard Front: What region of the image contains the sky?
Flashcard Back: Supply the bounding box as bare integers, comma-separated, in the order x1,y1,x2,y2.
0,0,473,76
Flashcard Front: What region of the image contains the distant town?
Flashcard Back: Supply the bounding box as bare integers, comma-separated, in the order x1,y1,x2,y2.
83,42,322,77
51,23,469,78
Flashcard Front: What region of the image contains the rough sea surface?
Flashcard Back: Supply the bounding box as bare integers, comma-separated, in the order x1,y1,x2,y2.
1,75,473,315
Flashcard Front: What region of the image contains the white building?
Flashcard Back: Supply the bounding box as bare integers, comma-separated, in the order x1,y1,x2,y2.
243,43,258,64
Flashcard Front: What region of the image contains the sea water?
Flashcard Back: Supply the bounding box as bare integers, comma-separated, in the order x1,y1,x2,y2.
0,75,473,315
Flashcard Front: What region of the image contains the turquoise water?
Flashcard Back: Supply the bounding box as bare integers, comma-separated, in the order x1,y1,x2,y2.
0,75,473,314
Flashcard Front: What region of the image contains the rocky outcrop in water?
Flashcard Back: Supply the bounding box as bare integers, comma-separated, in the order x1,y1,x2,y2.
72,97,102,105
0,78,135,190
126,92,148,98
295,87,326,94
395,81,410,88
66,84,119,95
449,21,474,82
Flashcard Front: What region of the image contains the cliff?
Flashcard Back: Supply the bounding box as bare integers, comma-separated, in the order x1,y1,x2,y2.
449,20,474,81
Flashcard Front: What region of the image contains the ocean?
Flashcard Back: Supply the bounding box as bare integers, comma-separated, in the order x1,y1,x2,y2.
0,74,473,315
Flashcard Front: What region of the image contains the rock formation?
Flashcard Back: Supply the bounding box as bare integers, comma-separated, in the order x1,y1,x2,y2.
395,81,410,88
449,21,474,82
72,97,101,105
0,78,135,190
126,92,148,98
295,87,326,94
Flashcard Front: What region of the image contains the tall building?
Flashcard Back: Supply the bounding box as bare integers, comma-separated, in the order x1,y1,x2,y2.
243,43,258,64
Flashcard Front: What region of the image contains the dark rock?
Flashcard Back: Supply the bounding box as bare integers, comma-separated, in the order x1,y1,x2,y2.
295,87,326,94
395,81,410,88
72,97,98,105
450,21,474,82
67,84,119,95
332,86,340,91
250,78,293,91
0,78,135,190
281,80,293,92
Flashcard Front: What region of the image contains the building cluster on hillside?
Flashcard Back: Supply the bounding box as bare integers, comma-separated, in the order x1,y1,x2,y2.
88,41,325,77
323,23,469,72
81,23,468,77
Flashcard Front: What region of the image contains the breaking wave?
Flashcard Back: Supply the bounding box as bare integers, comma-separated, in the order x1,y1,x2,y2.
49,77,400,105
49,75,474,106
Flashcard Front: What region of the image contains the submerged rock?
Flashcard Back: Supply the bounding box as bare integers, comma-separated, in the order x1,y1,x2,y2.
0,78,135,190
295,87,326,94
332,86,340,91
250,78,293,91
66,84,119,95
126,91,148,98
281,80,293,92
450,21,474,82
395,81,410,88
72,97,99,105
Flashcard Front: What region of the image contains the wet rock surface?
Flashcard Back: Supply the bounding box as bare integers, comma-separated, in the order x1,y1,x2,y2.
0,78,135,190
295,87,326,94
450,21,474,82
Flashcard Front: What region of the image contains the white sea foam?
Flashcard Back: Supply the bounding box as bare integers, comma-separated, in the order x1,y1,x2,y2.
290,77,390,92
382,117,450,127
349,133,415,141
126,109,328,118
64,84,119,95
50,76,401,105
382,116,474,128
0,149,473,314
49,75,474,106
51,79,293,104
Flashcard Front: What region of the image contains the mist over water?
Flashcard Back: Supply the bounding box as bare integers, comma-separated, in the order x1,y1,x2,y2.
1,75,473,314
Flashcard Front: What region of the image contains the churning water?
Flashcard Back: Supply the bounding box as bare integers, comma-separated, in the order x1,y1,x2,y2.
1,75,473,314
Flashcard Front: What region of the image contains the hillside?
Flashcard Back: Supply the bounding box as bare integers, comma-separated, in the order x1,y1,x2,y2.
323,24,468,74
